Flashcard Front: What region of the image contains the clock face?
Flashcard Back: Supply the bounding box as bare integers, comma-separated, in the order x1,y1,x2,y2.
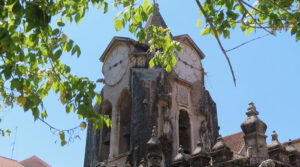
174,44,201,83
103,44,129,86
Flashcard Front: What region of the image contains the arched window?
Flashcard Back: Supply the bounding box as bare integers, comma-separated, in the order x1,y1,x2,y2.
178,110,191,154
100,100,112,161
116,89,132,154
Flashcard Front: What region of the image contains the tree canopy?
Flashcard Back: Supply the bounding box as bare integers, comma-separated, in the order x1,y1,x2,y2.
0,0,299,145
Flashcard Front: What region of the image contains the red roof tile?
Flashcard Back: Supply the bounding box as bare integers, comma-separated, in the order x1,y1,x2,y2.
20,156,51,167
223,132,245,154
0,156,24,167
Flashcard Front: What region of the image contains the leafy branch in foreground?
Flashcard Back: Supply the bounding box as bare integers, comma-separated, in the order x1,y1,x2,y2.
1,0,300,144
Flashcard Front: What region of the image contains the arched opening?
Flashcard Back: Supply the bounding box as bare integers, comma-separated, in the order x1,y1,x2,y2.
116,89,132,154
99,100,112,161
178,110,191,154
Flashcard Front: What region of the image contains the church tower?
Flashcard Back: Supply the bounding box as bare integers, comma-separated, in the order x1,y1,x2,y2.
84,4,219,167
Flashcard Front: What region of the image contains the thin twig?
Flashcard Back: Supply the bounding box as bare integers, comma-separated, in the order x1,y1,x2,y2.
226,34,270,52
38,117,80,132
240,0,264,14
195,0,237,86
238,0,274,35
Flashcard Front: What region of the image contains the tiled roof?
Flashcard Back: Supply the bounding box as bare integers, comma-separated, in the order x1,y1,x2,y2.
282,138,300,146
223,131,245,154
20,156,51,167
0,156,24,167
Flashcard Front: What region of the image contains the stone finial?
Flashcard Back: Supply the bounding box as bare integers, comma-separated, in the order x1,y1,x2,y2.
241,102,267,145
211,135,233,164
192,140,208,156
286,139,298,154
174,145,189,162
246,102,259,117
212,135,230,151
147,126,160,146
268,131,282,149
138,158,146,167
190,140,210,167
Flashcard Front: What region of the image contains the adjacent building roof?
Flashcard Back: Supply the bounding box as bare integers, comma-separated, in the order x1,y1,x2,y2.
0,155,50,167
20,156,51,167
223,131,245,154
0,156,24,167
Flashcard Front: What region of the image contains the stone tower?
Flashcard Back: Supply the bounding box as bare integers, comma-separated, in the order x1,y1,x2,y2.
84,4,219,167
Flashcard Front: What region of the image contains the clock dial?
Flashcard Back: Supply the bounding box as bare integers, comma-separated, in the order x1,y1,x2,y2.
174,44,201,83
103,44,129,86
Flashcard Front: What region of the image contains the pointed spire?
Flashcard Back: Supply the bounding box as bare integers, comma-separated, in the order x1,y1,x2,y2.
144,3,168,30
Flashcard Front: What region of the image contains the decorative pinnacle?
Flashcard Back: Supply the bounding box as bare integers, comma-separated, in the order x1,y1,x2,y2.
217,135,222,141
197,140,203,147
178,145,184,153
271,131,278,141
246,102,259,117
151,126,157,137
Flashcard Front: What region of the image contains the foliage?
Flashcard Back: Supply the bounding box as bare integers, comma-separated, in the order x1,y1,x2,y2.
0,0,299,145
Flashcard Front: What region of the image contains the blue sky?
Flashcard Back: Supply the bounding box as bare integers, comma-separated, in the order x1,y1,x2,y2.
1,1,300,167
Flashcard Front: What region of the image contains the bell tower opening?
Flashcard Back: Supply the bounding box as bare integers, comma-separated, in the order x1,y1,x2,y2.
99,100,112,161
116,89,132,154
178,109,191,154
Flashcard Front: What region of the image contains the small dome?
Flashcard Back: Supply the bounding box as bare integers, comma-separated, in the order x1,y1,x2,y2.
212,135,230,152
241,102,267,135
286,139,298,154
192,140,208,156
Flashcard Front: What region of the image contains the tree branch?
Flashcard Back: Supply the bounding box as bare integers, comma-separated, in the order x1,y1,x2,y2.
195,0,236,86
238,0,274,35
226,34,270,52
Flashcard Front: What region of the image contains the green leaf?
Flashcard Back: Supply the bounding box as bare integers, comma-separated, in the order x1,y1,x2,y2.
166,65,172,72
246,27,253,36
149,59,154,68
57,19,65,27
80,122,86,130
96,94,102,105
114,20,123,31
104,2,108,13
200,28,210,35
75,13,82,24
197,19,202,27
